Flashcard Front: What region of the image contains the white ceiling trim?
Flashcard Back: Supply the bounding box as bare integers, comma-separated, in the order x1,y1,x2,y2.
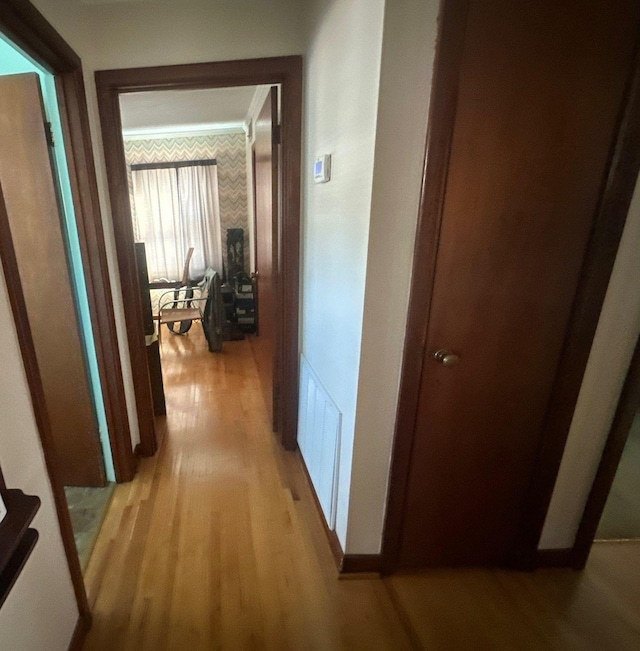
122,122,248,141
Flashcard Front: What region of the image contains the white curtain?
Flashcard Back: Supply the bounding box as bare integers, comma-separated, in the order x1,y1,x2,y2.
131,163,222,281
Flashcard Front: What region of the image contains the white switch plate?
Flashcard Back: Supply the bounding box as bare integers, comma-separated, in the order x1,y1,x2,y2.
314,155,331,183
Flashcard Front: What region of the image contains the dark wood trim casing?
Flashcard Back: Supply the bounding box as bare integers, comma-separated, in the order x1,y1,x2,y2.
380,0,471,575
327,529,345,570
297,450,344,570
0,0,79,72
131,159,217,171
0,185,91,626
512,40,640,568
0,0,135,481
95,83,157,457
570,338,640,569
296,450,382,575
279,68,302,444
55,71,135,481
535,548,576,569
95,56,302,452
341,555,383,575
68,613,91,651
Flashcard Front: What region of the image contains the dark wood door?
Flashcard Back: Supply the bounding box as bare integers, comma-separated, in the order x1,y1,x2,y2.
253,87,280,429
0,74,105,487
397,0,640,568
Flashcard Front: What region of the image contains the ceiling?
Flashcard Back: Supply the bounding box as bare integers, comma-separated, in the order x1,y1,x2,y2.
80,1,173,4
119,86,259,135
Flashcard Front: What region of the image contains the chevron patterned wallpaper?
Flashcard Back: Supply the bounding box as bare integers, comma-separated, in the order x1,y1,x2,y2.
124,133,250,273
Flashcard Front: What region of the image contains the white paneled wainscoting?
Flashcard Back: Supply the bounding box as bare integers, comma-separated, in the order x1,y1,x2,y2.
298,355,342,530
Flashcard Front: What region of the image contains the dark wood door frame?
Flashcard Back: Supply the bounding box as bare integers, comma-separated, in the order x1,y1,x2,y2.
381,0,640,573
95,56,302,452
254,86,282,431
513,41,640,568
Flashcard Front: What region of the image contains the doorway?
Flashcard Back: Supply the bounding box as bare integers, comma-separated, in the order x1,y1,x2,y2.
95,57,302,466
383,0,640,571
588,341,640,549
0,0,132,631
117,84,277,425
597,403,640,540
564,181,640,565
0,35,117,572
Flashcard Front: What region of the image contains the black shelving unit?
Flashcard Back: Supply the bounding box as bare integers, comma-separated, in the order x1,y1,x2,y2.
0,489,40,609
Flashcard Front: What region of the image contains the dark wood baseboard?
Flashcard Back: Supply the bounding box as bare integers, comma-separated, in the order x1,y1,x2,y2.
326,526,345,570
68,613,91,651
535,548,575,568
296,450,344,569
296,450,383,575
341,554,383,574
136,417,166,461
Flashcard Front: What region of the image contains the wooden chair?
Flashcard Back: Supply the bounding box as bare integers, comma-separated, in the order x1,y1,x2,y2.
156,255,225,352
156,248,201,339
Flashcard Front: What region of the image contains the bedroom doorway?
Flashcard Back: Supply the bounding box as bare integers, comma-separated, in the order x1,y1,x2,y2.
118,84,274,424
0,33,122,577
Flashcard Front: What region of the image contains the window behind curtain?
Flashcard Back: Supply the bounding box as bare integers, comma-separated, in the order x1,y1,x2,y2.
131,161,223,281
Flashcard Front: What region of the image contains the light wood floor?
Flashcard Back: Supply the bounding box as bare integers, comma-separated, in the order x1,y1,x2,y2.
82,328,640,650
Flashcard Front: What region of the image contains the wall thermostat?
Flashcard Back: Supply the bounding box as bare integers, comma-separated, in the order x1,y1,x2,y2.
314,155,331,183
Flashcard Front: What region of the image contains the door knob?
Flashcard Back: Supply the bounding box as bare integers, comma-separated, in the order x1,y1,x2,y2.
433,349,460,367
251,271,259,278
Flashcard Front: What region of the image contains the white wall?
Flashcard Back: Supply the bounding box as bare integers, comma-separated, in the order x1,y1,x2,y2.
0,271,78,651
32,0,306,72
347,0,440,554
32,0,307,450
301,0,386,549
539,171,640,549
300,0,440,553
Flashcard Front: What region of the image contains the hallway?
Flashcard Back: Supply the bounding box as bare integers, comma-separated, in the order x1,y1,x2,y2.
82,330,640,650
82,331,410,649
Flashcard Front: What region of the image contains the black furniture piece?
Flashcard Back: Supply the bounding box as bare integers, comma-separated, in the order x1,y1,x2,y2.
200,268,226,352
233,273,256,334
221,283,246,341
226,228,244,280
0,480,41,609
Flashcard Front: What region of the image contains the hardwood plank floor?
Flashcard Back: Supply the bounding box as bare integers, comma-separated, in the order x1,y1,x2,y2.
82,330,411,650
386,541,640,650
82,328,640,650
